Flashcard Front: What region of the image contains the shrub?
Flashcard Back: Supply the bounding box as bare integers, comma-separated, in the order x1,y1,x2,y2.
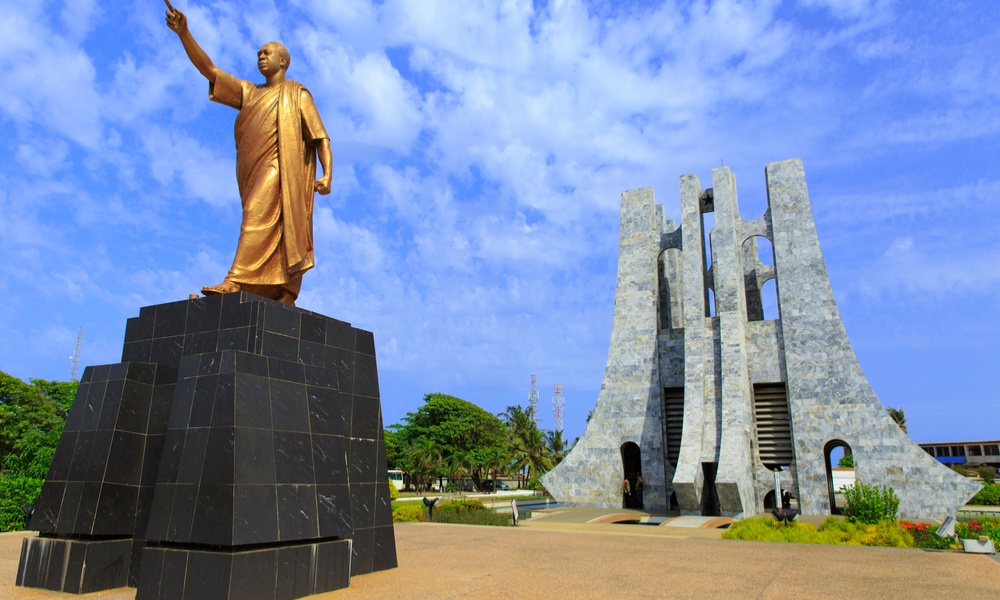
969,484,1000,506
977,465,997,484
899,521,958,550
434,507,512,526
951,465,971,477
433,498,513,526
900,522,958,550
392,504,425,523
842,482,899,524
818,517,912,548
956,518,1000,547
723,518,823,544
723,516,913,548
0,475,43,532
436,498,487,515
388,479,399,501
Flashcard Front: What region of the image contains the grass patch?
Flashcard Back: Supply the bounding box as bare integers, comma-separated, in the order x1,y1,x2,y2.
723,517,913,548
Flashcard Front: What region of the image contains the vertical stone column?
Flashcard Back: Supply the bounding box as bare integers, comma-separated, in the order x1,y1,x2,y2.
671,174,711,513
767,158,979,518
709,167,757,517
541,188,666,509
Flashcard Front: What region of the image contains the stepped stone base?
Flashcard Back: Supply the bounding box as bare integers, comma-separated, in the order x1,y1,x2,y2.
136,539,352,600
17,537,133,594
16,293,396,597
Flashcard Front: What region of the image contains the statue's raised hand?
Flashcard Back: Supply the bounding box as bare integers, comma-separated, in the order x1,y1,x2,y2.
164,0,188,35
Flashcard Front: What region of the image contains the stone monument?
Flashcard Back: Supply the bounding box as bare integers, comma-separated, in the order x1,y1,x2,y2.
16,4,396,597
542,159,980,520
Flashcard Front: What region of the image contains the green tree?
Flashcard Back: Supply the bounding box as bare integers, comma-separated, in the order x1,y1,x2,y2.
383,427,405,471
395,393,510,492
546,429,568,465
0,373,77,476
502,405,534,438
403,437,443,492
445,449,474,493
501,405,552,483
0,371,78,532
886,406,907,434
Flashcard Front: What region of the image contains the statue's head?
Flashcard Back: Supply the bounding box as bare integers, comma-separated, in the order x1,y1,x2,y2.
258,42,290,76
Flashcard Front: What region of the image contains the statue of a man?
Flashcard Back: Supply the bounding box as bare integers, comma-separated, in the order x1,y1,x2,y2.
164,0,332,306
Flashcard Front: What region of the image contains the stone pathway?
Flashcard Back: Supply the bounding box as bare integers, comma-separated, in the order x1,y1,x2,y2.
4,510,1000,599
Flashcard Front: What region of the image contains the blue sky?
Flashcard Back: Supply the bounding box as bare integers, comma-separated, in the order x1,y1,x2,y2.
1,0,998,445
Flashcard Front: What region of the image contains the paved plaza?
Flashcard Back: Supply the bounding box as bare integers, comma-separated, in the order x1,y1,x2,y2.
4,509,1000,599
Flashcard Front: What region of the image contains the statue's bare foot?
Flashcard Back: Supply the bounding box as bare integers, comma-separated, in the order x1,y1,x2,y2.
202,281,240,296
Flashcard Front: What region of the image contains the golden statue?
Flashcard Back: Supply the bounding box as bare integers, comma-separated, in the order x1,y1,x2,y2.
164,0,333,306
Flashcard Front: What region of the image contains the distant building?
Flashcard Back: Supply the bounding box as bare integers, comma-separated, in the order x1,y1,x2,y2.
919,441,1000,467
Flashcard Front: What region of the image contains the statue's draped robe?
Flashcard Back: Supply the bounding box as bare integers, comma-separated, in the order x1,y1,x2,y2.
210,70,329,301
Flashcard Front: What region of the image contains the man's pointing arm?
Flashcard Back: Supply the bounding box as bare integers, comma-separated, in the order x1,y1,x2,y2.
164,0,219,83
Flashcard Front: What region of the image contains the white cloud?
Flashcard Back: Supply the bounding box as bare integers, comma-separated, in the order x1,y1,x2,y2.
854,235,1000,301
296,28,424,153
141,125,237,207
313,206,386,274
0,3,103,148
0,0,997,445
59,0,98,43
798,0,882,20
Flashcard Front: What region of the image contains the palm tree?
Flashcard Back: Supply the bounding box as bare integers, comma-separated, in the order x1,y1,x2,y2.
405,437,442,492
445,449,474,494
887,406,907,434
501,405,534,436
546,429,568,464
501,404,552,485
516,423,553,481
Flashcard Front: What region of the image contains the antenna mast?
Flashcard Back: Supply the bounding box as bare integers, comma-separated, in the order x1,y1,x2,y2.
70,326,83,380
552,384,565,432
528,375,539,425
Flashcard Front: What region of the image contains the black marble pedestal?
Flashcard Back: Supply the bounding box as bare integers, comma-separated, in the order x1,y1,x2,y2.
16,293,396,598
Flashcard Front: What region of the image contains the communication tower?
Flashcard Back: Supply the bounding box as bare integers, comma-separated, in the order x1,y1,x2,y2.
552,384,565,432
70,326,83,381
528,375,539,425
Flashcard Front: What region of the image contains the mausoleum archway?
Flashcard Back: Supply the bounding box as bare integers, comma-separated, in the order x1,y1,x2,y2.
620,442,642,509
824,439,854,515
